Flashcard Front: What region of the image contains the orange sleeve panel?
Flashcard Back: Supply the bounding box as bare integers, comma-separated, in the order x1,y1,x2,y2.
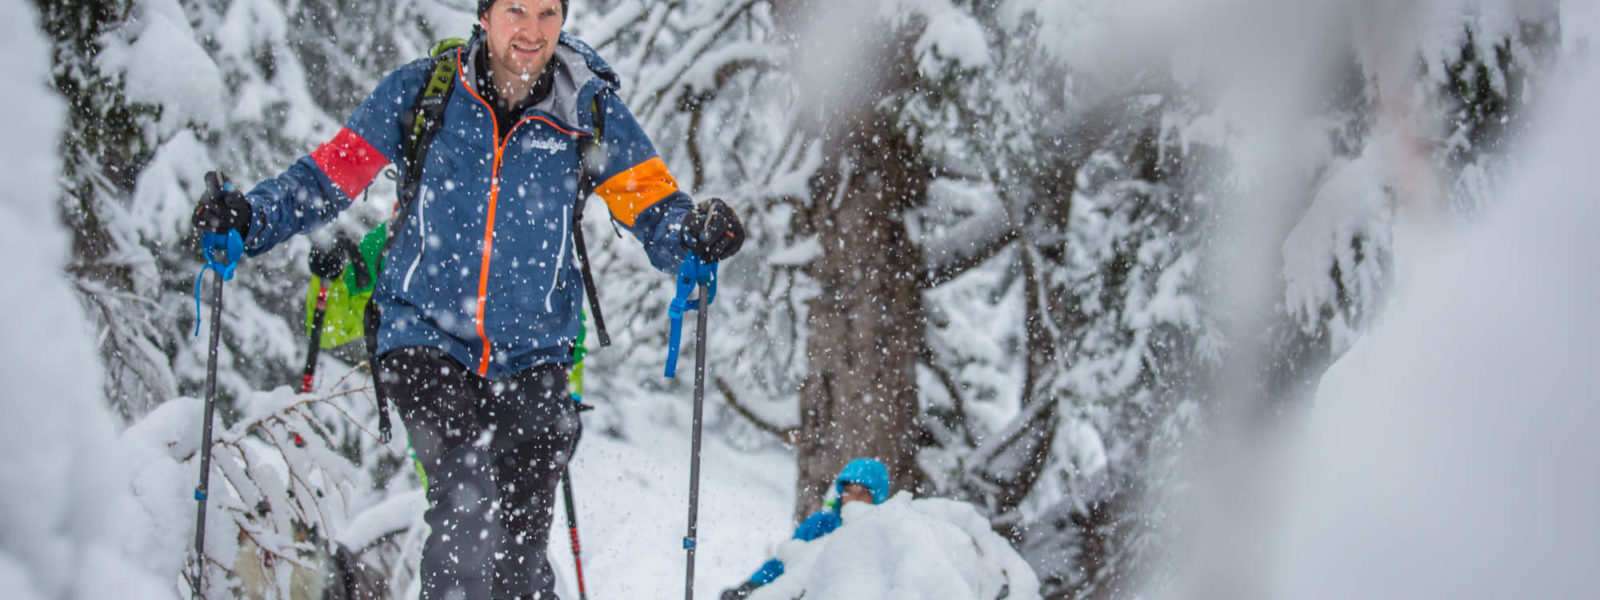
594,156,681,227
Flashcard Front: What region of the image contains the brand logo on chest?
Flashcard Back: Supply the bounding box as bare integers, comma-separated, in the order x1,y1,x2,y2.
524,137,569,153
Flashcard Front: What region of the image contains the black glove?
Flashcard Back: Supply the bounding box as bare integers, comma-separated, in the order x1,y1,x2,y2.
192,171,252,238
680,198,745,261
308,238,350,280
720,581,758,600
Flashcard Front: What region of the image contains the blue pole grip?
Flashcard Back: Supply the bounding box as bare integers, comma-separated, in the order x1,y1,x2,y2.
192,228,245,336
664,253,718,378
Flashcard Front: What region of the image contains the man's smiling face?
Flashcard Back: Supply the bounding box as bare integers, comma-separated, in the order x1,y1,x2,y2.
480,0,564,87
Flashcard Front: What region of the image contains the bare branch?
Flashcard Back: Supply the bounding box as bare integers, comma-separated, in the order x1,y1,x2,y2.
920,89,1166,289
583,2,651,52
635,0,764,118
917,352,977,448
918,210,1020,288
963,397,1059,520
714,376,798,445
687,95,706,188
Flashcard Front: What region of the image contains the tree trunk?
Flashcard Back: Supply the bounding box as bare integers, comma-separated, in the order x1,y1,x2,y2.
793,120,929,518
774,2,933,519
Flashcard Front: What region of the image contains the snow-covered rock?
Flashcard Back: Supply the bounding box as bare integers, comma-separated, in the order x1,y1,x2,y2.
750,493,1040,600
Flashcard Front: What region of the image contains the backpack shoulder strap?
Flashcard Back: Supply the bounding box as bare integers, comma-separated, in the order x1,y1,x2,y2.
365,38,465,442
398,38,467,219
572,93,612,347
575,93,606,211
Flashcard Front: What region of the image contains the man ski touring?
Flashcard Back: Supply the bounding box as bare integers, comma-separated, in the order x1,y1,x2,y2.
190,1,745,597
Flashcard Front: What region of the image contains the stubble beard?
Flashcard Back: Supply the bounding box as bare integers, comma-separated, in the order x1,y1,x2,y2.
489,46,548,100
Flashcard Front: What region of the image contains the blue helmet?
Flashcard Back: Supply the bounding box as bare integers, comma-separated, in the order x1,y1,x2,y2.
834,458,891,505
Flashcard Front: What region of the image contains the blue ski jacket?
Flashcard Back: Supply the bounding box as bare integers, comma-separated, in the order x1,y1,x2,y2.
240,31,690,378
747,458,892,586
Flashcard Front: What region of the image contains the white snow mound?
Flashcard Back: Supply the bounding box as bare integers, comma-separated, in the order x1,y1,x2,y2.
750,492,1040,600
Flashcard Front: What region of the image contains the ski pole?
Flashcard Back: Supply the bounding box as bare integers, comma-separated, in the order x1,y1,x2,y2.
301,279,329,394
664,252,716,600
562,466,589,600
683,277,711,600
190,216,243,599
302,237,358,393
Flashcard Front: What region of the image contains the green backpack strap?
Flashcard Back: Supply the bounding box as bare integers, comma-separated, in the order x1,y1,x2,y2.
364,39,465,443
402,37,467,205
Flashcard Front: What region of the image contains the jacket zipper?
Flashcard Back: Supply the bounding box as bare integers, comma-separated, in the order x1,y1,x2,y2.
458,51,591,376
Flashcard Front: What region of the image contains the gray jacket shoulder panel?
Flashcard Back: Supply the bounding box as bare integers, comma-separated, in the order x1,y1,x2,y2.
457,30,619,133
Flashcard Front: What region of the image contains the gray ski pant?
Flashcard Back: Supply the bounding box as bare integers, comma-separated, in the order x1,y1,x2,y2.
378,347,581,600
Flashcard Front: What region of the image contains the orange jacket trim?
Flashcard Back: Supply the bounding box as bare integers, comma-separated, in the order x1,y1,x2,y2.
458,52,503,376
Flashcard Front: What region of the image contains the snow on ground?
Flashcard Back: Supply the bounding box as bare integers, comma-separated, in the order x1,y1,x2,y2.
750,493,1040,600
110,382,801,599
1269,52,1600,599
109,376,1033,600
0,1,169,598
555,402,798,600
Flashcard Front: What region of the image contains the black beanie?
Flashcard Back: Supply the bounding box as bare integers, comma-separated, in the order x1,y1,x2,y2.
479,0,568,21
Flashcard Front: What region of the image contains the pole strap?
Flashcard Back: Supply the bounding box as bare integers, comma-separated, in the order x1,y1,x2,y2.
192,227,244,336
664,253,717,378
365,300,393,443
378,409,392,443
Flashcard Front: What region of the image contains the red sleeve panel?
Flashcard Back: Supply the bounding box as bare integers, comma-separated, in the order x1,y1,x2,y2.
310,128,391,199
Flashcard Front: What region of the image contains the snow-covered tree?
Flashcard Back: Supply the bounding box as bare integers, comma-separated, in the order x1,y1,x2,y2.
2,1,168,597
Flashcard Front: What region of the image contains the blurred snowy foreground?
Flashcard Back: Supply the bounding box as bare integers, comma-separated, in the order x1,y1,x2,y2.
0,0,168,597
1266,56,1600,599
